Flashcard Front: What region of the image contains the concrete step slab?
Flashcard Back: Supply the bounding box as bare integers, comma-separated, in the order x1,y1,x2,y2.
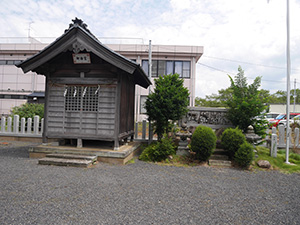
210,154,229,160
38,157,94,168
213,149,227,155
46,153,97,162
209,159,232,167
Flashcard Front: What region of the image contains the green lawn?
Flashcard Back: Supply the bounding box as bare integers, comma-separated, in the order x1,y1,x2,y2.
254,146,300,173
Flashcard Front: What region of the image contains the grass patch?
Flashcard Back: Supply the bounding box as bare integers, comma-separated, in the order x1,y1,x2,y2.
157,154,207,167
126,158,136,165
254,146,300,173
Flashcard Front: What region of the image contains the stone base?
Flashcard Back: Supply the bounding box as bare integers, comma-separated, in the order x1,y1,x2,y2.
0,135,59,143
176,147,190,156
30,141,143,165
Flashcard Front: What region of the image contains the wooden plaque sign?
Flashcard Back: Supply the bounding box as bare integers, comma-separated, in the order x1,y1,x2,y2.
72,53,91,64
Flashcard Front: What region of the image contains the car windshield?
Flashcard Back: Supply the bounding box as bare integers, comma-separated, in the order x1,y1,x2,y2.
290,114,300,119
275,114,285,120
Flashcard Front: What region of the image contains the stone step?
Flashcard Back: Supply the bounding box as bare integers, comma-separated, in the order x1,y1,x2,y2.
209,159,232,167
213,149,227,155
38,157,95,168
46,153,97,162
210,154,229,160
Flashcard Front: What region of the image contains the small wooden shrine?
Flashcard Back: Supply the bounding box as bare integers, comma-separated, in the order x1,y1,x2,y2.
17,18,151,149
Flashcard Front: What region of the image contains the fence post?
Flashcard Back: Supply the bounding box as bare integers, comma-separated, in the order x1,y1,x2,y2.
295,127,299,148
148,121,153,144
33,116,39,134
27,118,32,134
271,133,277,157
21,118,26,134
142,120,146,140
41,118,44,134
1,116,6,132
278,125,285,147
13,115,19,133
7,117,12,133
289,127,292,145
135,122,138,139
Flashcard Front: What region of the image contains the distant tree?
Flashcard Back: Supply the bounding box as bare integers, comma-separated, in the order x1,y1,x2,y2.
145,74,189,140
195,88,232,107
268,90,287,103
226,66,268,136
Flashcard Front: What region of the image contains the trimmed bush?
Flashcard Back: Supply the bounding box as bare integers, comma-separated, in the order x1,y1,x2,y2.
11,103,44,120
234,142,254,168
139,135,176,162
221,128,246,159
190,125,217,161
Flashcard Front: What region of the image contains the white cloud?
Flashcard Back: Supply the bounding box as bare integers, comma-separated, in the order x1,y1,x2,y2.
1,0,300,97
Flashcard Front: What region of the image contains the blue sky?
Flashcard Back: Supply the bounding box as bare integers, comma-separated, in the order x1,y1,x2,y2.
1,0,300,98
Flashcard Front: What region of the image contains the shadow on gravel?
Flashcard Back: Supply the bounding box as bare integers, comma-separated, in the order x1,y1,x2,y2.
0,147,30,158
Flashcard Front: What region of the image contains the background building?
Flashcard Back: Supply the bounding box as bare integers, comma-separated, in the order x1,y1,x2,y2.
0,38,203,121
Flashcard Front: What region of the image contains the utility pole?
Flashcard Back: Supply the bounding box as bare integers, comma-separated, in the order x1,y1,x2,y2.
285,0,291,164
148,40,152,93
148,40,152,144
293,79,296,112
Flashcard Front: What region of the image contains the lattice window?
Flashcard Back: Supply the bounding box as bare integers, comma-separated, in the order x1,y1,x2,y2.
83,86,99,111
65,85,99,112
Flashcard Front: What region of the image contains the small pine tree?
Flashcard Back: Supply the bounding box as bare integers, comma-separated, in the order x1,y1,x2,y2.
145,73,189,140
226,66,268,137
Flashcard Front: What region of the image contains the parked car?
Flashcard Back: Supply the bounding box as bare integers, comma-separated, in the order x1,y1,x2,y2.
278,114,300,127
269,113,300,128
255,112,279,121
265,112,280,122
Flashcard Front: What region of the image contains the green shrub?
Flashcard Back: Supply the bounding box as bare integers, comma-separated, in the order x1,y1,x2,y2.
234,142,254,168
139,135,176,162
221,127,246,159
11,103,44,120
190,125,217,161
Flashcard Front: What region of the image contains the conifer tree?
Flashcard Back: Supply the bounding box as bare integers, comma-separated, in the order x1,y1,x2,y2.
226,66,268,136
145,74,189,140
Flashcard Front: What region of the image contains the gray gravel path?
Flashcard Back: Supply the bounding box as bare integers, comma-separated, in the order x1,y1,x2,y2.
0,141,299,225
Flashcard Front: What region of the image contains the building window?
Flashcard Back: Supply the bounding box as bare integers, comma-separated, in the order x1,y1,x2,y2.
141,60,190,78
142,60,148,76
0,60,23,65
140,95,147,114
65,86,99,112
183,61,191,78
166,61,174,75
0,94,27,99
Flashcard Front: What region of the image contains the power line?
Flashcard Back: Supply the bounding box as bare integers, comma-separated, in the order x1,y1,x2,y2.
197,62,300,85
203,55,300,71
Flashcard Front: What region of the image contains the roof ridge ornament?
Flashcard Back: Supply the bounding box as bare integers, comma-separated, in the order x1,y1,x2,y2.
65,17,91,34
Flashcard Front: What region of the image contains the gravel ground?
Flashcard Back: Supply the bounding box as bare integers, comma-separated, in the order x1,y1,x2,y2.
0,141,300,225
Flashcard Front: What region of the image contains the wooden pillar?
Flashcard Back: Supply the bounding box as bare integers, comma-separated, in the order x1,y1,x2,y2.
77,138,82,148
42,75,49,144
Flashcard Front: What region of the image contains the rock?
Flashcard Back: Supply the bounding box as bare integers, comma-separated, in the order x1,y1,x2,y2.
257,160,271,169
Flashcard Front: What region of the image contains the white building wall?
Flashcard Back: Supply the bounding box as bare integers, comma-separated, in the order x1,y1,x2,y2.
0,42,203,120
269,104,300,114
